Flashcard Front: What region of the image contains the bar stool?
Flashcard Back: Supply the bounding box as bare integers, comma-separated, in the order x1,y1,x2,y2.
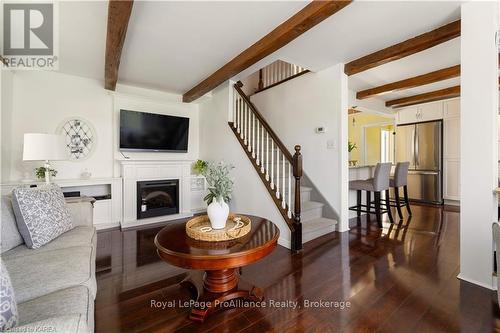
349,163,393,227
390,162,412,219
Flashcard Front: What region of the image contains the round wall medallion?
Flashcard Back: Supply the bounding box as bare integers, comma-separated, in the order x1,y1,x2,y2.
57,118,96,160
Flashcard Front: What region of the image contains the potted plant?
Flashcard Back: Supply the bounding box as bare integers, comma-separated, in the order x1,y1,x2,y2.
193,160,234,229
348,141,357,166
34,166,57,182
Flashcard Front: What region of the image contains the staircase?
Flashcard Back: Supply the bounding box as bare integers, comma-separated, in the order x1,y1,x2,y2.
229,82,337,251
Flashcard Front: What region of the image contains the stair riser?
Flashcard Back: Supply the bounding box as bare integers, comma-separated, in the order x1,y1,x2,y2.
303,224,336,243
300,206,323,221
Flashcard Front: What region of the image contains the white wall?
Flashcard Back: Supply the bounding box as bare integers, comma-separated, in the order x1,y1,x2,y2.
459,1,499,289
112,91,199,176
250,64,350,231
1,69,14,182
199,82,292,247
2,71,200,183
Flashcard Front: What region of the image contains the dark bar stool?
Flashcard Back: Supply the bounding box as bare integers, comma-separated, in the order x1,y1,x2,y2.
349,163,393,227
390,162,412,219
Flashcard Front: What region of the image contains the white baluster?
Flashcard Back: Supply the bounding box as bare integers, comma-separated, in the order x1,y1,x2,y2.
252,113,255,158
287,162,292,218
238,98,242,136
256,121,260,164
282,155,286,208
265,67,269,87
242,102,246,143
260,126,265,173
276,150,280,199
266,132,269,180
270,140,274,189
236,95,239,131
233,89,236,128
247,104,251,148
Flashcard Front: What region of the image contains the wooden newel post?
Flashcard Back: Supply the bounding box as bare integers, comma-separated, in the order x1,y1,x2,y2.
292,145,303,251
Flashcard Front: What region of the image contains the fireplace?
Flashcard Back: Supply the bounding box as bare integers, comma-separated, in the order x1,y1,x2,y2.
137,180,179,219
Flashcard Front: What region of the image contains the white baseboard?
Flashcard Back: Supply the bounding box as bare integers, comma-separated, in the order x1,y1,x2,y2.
278,236,291,249
456,273,495,290
95,222,120,231
121,212,193,229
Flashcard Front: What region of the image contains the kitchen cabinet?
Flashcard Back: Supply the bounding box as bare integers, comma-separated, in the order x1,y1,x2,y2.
396,98,460,202
443,116,460,159
444,159,460,200
396,102,443,124
442,99,460,201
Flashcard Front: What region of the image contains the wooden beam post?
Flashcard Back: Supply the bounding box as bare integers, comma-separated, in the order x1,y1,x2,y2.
345,20,461,76
182,0,352,103
105,0,134,91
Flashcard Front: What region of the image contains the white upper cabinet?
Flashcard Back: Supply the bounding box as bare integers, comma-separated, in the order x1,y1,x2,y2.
443,99,460,159
444,99,460,118
397,106,419,124
396,102,443,124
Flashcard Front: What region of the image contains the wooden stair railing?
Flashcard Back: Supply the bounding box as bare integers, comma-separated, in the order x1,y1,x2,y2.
229,82,303,252
256,60,309,94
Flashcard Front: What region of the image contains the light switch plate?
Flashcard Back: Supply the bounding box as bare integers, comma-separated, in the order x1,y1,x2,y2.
327,139,336,150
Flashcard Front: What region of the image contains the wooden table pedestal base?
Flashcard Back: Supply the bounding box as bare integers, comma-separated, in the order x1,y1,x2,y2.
180,269,264,322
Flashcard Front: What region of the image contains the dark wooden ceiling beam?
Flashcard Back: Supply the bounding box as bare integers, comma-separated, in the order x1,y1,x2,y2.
345,20,461,76
182,0,352,103
386,86,460,108
357,65,460,100
105,0,134,91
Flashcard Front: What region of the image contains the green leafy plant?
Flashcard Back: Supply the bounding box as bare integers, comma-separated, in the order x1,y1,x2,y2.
198,161,234,205
193,159,208,175
348,141,357,153
35,167,57,180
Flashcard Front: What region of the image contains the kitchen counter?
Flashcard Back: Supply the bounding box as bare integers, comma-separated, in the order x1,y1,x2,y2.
349,164,375,169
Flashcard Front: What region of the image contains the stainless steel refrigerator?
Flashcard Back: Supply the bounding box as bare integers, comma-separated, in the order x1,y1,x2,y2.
395,120,443,204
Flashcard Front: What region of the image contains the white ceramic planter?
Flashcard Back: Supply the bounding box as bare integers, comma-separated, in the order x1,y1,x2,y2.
207,199,229,229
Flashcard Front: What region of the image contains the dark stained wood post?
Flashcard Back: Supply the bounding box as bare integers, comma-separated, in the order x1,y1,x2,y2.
258,69,264,90
292,145,303,251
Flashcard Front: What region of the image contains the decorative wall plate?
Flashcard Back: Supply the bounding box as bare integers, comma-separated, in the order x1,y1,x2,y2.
57,118,96,160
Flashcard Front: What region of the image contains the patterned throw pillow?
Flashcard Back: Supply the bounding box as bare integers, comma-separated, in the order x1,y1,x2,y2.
0,259,18,331
11,185,73,249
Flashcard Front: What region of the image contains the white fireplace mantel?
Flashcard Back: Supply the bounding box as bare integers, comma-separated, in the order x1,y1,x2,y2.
121,160,193,228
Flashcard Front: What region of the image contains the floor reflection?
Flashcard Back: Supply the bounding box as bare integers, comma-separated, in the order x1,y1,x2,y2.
95,204,499,333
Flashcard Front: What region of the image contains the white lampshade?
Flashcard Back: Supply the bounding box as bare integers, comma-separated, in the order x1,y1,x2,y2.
23,133,68,161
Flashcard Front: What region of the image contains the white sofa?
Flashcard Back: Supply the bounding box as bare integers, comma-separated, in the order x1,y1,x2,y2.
1,196,96,333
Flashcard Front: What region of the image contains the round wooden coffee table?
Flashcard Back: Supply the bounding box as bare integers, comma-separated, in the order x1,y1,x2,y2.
155,215,279,322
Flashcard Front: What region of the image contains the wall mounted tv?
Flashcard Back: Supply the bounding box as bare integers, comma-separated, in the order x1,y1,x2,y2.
119,110,189,152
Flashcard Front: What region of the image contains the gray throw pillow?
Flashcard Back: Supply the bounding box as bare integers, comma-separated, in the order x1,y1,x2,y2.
0,259,18,331
11,185,73,249
1,196,24,253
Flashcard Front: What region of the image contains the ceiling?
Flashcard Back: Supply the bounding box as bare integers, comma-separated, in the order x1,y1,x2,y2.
56,1,462,105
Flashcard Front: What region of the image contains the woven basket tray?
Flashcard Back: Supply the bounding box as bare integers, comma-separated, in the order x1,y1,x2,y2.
186,214,251,242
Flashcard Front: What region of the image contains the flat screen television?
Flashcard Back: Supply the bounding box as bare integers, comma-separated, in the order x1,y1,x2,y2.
120,110,189,152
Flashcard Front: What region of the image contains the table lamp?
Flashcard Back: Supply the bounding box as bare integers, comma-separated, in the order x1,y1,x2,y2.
23,133,67,184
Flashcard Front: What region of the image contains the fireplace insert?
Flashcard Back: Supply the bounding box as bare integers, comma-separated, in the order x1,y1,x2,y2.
137,179,179,219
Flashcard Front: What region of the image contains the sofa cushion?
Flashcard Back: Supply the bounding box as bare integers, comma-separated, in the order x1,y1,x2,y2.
17,286,91,327
1,196,24,253
12,185,73,249
3,227,96,260
6,315,88,333
0,259,18,331
3,246,96,304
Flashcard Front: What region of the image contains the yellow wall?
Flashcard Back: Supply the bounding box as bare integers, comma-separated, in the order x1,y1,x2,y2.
348,112,394,164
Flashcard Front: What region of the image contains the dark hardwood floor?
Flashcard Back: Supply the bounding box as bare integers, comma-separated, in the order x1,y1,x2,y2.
95,204,500,332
